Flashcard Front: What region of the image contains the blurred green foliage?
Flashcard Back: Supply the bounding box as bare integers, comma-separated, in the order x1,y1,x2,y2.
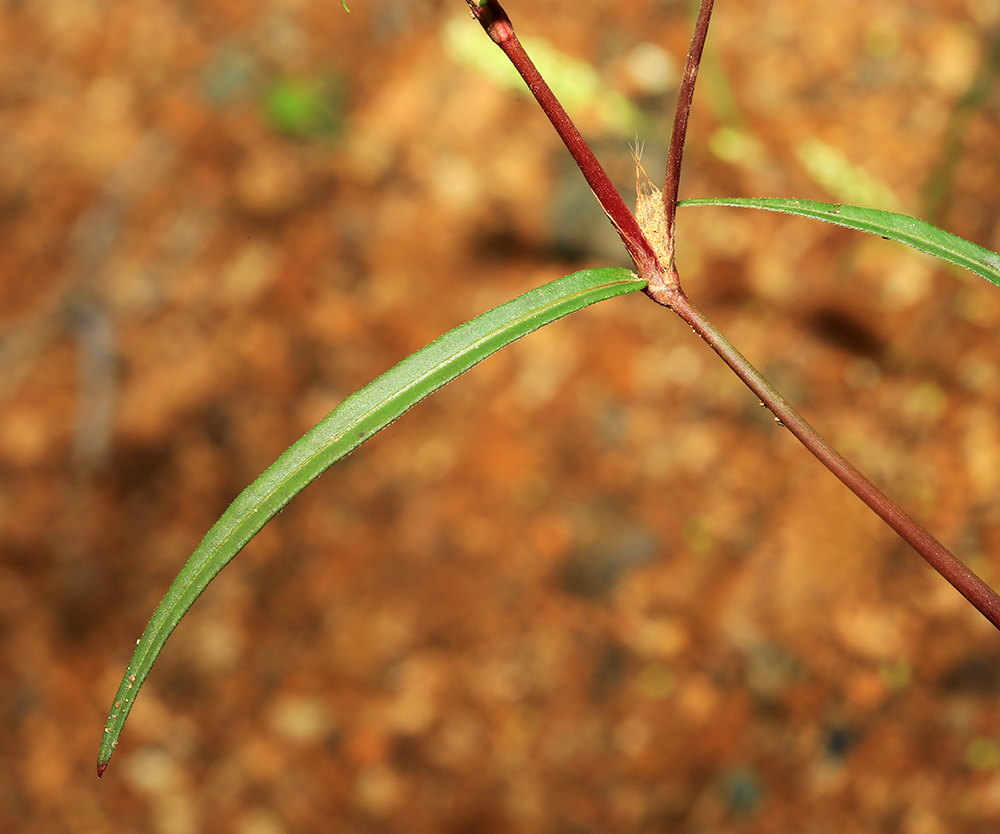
263,77,343,138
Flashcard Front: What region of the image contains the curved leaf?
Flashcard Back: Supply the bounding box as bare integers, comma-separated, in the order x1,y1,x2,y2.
679,197,1000,288
98,267,646,775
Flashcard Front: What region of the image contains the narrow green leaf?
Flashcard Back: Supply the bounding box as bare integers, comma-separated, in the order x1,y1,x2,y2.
97,267,645,775
679,197,1000,288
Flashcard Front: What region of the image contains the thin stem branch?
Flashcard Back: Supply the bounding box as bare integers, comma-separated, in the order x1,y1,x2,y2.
464,0,666,284
662,285,1000,630
662,0,715,264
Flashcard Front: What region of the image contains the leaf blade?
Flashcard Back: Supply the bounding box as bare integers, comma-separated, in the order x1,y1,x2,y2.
97,267,645,775
679,197,1000,288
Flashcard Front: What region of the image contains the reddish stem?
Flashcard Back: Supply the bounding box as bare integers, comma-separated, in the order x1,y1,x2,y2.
465,0,666,286
663,286,1000,630
662,0,715,261
464,0,1000,632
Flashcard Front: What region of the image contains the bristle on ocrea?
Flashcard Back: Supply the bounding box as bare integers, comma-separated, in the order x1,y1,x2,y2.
631,144,670,266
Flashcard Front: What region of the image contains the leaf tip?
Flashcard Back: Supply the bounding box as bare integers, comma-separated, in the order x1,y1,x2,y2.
97,761,108,778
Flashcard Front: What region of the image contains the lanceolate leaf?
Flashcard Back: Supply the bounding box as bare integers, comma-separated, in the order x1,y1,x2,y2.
680,197,1000,289
97,268,646,776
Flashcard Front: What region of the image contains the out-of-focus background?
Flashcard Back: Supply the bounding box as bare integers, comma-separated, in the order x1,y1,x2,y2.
3,0,1000,831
